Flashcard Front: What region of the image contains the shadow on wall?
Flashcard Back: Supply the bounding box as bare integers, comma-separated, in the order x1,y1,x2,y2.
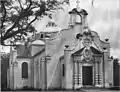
1,54,9,91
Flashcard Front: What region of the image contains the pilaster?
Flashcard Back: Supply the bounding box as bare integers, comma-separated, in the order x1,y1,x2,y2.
95,62,99,86
41,57,47,90
64,45,72,89
103,50,109,87
79,63,82,87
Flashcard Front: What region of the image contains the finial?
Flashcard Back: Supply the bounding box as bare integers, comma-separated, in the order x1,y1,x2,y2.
76,0,80,11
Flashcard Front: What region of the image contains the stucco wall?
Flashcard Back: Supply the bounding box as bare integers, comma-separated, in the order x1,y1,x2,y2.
104,58,113,87
31,45,45,56
13,58,32,89
46,24,83,88
33,50,45,89
48,60,61,88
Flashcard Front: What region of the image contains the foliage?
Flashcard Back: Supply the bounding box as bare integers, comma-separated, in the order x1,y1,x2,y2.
0,0,69,45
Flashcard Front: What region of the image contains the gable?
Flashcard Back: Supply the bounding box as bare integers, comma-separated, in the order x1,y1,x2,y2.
72,46,102,56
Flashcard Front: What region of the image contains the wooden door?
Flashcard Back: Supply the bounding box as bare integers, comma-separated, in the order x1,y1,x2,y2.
82,66,93,85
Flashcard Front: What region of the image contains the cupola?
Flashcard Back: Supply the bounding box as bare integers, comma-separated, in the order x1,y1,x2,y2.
40,19,61,39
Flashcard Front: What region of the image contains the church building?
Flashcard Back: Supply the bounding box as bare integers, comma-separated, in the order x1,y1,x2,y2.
7,1,115,90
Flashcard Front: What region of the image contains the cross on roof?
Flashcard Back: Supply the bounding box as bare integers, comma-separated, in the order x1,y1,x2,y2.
76,0,80,11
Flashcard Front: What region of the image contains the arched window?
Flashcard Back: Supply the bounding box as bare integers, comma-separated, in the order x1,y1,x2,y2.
76,15,82,23
22,62,28,78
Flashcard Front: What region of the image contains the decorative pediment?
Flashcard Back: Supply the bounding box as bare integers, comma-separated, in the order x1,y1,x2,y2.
72,46,103,63
72,46,102,56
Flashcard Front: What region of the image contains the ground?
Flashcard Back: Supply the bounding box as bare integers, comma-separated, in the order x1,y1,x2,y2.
82,89,120,92
1,90,120,92
1,87,120,92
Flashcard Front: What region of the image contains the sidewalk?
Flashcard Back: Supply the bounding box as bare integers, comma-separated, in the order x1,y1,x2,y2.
81,87,120,92
83,89,119,92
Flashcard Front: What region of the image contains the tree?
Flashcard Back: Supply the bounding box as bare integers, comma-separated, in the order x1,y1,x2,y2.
0,0,69,45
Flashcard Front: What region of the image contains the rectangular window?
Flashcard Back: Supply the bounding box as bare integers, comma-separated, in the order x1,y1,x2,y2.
62,64,65,76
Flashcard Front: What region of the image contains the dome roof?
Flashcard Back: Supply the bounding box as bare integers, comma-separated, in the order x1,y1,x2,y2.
80,9,88,15
32,40,45,45
41,26,61,33
45,27,61,32
41,19,61,33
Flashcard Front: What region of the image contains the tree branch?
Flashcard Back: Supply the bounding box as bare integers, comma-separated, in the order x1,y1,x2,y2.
1,3,7,29
1,16,38,42
27,0,32,10
4,21,18,36
18,0,23,10
1,2,7,39
26,16,37,29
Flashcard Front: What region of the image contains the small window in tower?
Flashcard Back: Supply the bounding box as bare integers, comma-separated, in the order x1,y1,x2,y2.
41,33,44,38
22,62,28,78
76,15,82,23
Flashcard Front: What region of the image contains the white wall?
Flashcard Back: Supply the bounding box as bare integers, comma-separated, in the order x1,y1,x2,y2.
13,58,32,89
31,45,45,56
46,24,83,89
33,50,45,89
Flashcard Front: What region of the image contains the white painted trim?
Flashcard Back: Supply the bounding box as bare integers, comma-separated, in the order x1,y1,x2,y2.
82,63,93,66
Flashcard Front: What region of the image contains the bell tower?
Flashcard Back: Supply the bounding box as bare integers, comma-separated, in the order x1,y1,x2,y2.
68,0,88,27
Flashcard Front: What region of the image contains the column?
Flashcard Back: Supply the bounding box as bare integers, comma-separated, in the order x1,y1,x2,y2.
41,57,47,90
44,57,47,90
0,53,0,90
72,60,76,90
12,63,15,89
39,58,42,89
38,58,41,89
95,62,98,86
99,59,103,87
79,63,82,87
77,61,79,85
74,61,78,88
97,60,102,87
31,59,34,88
103,50,108,87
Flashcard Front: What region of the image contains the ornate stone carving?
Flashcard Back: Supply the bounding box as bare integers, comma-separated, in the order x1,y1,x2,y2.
83,48,92,62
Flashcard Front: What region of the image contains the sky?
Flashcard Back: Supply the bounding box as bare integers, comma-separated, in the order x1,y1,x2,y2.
1,0,120,59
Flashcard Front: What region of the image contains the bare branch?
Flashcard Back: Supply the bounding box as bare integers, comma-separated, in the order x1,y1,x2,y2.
18,0,23,10
27,0,32,10
4,21,18,36
1,16,37,42
26,16,37,29
1,3,7,29
1,2,7,38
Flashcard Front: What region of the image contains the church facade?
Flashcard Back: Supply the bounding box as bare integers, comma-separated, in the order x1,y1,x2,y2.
7,4,114,90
